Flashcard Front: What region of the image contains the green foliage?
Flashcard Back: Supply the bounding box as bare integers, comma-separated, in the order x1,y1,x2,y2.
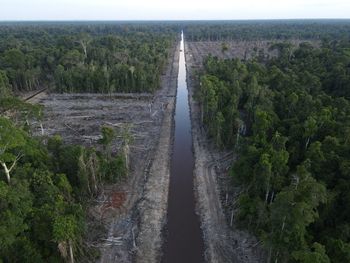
100,153,127,183
99,126,115,159
221,42,229,53
292,243,330,263
183,20,350,41
0,117,26,152
53,215,79,243
0,23,176,93
0,180,32,252
0,114,126,261
198,38,350,262
0,70,11,97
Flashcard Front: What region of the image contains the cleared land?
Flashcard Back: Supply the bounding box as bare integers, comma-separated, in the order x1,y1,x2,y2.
187,39,319,68
30,43,179,263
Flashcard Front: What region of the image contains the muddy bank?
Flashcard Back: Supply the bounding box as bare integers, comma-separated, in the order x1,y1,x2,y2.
185,41,264,263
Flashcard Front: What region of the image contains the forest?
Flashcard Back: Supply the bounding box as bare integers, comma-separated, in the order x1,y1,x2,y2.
183,20,350,41
196,37,350,262
0,22,176,93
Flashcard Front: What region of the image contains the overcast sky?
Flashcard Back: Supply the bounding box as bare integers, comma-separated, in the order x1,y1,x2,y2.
0,0,349,20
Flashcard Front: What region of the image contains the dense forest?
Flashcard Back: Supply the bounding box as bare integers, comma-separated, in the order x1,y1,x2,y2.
183,20,350,41
0,22,177,93
197,38,350,262
0,94,128,262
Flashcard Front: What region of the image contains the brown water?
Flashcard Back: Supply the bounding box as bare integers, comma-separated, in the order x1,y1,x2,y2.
162,32,205,263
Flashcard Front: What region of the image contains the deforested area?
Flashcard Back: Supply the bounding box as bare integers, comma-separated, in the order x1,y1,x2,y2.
0,22,179,262
1,14,350,263
186,21,350,263
186,40,320,68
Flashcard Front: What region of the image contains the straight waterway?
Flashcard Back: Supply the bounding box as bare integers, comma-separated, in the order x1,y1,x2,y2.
162,32,205,263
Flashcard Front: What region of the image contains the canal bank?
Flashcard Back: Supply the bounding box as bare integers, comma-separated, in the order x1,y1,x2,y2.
133,41,178,262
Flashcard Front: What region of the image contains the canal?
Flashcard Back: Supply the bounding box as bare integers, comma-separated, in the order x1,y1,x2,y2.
162,32,205,263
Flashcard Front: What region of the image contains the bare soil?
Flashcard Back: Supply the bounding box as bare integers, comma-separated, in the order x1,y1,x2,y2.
187,39,320,68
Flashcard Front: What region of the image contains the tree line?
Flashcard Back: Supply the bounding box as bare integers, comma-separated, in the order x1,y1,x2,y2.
197,38,350,262
0,23,177,94
183,20,350,41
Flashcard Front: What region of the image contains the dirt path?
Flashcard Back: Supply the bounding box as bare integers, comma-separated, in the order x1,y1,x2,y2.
185,41,263,263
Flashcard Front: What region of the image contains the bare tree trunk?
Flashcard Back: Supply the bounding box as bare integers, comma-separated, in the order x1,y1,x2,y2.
88,154,98,194
280,216,286,237
68,240,74,263
80,41,87,59
265,181,270,204
1,155,21,184
230,209,234,227
270,191,275,205
267,247,272,263
40,123,45,136
200,104,204,124
124,144,130,172
1,162,11,184
305,137,310,149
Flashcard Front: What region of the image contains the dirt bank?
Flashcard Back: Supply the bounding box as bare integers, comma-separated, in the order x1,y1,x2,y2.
133,41,179,263
185,41,264,263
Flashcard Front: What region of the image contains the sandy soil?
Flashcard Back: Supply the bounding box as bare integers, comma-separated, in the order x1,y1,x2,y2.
185,41,266,263
30,42,179,262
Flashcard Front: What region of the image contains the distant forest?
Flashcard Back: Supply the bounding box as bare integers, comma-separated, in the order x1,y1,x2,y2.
1,21,350,95
183,20,350,41
0,23,177,94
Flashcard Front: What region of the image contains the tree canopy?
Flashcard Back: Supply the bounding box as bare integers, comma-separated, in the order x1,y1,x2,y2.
197,37,350,262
